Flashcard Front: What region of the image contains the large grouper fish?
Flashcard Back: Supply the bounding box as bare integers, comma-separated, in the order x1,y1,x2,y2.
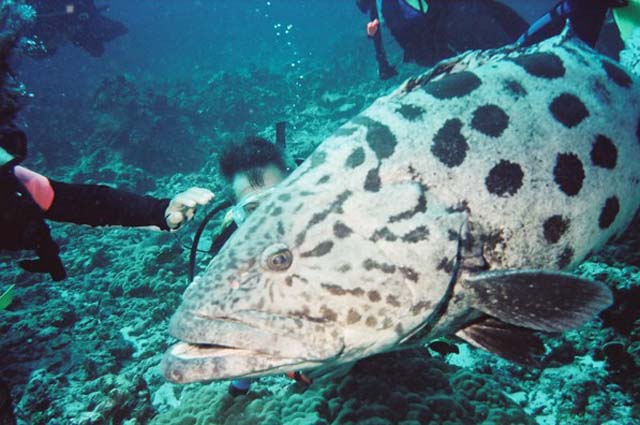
162,31,640,384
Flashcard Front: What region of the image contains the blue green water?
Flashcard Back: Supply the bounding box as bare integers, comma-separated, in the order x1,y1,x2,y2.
2,1,638,424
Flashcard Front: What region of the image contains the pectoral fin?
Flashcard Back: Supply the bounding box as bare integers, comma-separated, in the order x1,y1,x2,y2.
456,318,544,366
461,270,612,332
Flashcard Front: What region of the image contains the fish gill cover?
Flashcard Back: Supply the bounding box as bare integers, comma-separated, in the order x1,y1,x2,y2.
0,1,638,425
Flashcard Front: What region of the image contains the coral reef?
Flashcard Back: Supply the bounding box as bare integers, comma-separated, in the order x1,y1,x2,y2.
151,350,533,425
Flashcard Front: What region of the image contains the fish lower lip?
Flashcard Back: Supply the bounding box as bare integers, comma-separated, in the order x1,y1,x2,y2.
161,342,306,384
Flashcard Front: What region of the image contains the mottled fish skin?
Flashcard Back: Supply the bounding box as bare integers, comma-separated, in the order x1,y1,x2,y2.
162,33,640,383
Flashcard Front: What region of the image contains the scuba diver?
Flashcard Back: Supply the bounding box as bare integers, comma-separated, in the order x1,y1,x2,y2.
517,0,632,48
356,0,529,79
204,135,312,396
0,124,213,283
25,0,127,57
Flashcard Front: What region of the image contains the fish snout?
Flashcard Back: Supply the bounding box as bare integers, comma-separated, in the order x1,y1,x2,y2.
168,308,344,361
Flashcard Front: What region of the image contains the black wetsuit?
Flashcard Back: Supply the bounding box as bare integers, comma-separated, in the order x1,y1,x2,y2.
517,0,628,48
382,0,528,66
359,0,528,70
26,0,128,57
0,176,170,281
43,180,170,229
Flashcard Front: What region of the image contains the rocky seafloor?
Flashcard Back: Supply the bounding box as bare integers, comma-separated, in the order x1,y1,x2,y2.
1,2,639,424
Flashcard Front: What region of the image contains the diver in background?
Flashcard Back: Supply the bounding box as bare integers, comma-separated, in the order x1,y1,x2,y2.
25,0,128,57
356,0,529,79
210,136,313,396
517,0,629,48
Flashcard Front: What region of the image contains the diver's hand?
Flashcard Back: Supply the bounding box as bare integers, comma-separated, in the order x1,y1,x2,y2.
165,187,214,231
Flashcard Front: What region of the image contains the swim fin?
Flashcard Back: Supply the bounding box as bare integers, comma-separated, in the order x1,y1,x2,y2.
614,0,640,42
0,285,15,310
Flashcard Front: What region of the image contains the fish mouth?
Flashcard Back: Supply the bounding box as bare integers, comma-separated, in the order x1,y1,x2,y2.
161,309,345,383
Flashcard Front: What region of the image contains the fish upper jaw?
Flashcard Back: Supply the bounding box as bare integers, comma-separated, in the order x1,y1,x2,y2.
164,307,345,380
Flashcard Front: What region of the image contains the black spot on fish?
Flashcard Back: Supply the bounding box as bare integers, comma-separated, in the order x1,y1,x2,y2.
278,193,291,202
402,226,430,243
352,116,397,160
503,79,527,98
549,93,589,128
365,316,378,327
432,118,468,168
599,196,620,229
370,227,398,242
297,191,352,246
271,206,283,217
389,189,427,223
593,79,612,105
399,266,419,283
386,295,401,307
562,45,590,66
448,229,459,241
543,215,570,244
347,309,361,324
262,202,276,216
368,291,381,302
485,160,524,197
321,306,338,322
309,150,327,169
396,104,425,121
364,167,381,192
277,221,285,236
285,276,293,287
554,153,585,196
471,104,510,137
590,135,617,169
346,147,365,168
395,323,404,336
317,175,331,185
410,301,432,315
437,257,454,274
382,318,394,329
363,259,396,274
424,71,482,99
557,246,574,269
511,52,566,79
337,263,351,273
335,126,357,137
300,241,334,257
333,221,353,239
602,59,632,88
322,283,349,296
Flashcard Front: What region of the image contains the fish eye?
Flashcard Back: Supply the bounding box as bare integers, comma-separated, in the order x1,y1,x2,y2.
261,244,293,271
244,202,259,214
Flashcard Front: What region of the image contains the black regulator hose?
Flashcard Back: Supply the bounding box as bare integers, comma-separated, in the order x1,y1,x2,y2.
188,199,233,282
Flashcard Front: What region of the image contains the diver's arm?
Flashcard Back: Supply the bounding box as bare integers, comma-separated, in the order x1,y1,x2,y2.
358,0,398,79
45,180,171,230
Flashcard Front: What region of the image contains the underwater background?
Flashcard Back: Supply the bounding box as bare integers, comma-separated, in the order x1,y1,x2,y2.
1,0,639,424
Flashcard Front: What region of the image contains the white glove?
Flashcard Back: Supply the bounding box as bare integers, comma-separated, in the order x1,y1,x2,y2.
165,187,214,230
